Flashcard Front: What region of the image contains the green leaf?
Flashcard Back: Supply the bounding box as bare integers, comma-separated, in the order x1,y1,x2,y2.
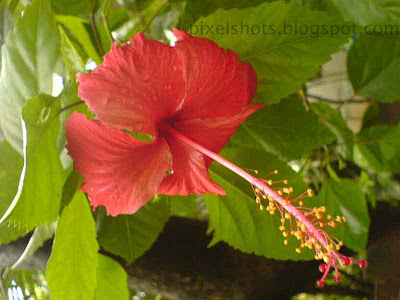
0,0,61,153
348,34,400,102
179,0,265,31
12,222,57,269
0,94,64,231
168,195,202,219
311,102,354,159
355,123,400,172
231,96,335,160
361,102,381,130
57,25,92,151
193,1,350,104
57,15,102,65
0,140,27,245
98,200,169,263
205,147,315,260
59,25,87,79
0,1,14,70
59,170,83,214
329,0,400,26
52,0,95,15
94,0,114,54
124,0,183,41
94,254,129,300
146,1,186,41
46,190,99,300
292,0,333,10
316,178,370,251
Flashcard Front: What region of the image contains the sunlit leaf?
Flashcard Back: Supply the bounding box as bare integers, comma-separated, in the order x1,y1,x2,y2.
0,0,60,152
0,1,14,70
0,140,27,245
0,94,64,231
94,254,129,300
56,15,102,65
46,190,99,300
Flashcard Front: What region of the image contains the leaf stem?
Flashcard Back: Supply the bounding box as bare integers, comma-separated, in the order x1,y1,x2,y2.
56,101,84,117
307,94,371,105
165,125,329,249
90,11,105,57
142,0,170,33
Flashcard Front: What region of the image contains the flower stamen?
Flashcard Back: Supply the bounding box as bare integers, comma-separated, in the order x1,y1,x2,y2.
164,125,367,287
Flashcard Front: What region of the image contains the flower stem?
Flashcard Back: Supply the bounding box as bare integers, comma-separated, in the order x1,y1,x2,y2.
166,126,329,249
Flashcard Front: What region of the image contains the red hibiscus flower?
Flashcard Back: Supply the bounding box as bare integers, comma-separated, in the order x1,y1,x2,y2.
66,29,262,216
66,30,367,285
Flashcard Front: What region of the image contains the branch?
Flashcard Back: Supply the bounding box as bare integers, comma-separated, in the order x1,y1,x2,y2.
307,94,371,105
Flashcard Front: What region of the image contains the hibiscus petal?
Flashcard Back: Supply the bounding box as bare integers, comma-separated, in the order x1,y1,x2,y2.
173,104,264,168
173,29,257,120
77,32,185,137
156,134,226,196
66,112,170,216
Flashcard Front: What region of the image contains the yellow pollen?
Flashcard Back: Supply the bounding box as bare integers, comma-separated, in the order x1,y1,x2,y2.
285,213,291,219
255,188,261,193
259,204,264,211
279,225,285,231
299,201,304,206
283,231,288,237
284,239,288,245
295,248,301,254
307,189,313,197
278,190,283,196
283,180,288,184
